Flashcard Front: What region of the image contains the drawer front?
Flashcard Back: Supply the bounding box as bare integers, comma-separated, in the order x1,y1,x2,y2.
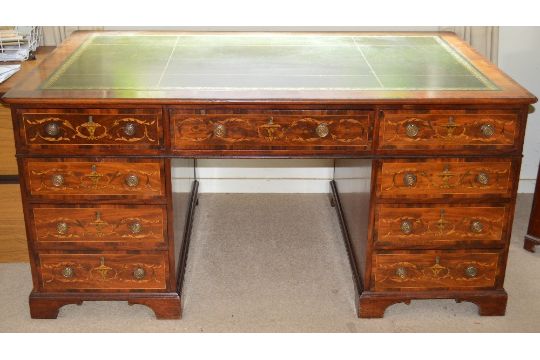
18,108,162,151
25,159,164,199
171,109,373,151
375,204,508,249
378,159,514,199
39,253,168,291
373,252,500,291
32,205,166,249
379,110,518,151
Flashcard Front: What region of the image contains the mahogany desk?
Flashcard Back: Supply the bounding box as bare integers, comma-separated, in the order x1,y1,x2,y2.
2,31,536,319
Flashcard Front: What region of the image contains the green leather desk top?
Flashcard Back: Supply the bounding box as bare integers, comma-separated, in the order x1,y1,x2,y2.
2,32,535,104
42,34,496,91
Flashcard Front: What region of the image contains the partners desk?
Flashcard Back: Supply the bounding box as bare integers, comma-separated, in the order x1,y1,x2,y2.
2,31,536,319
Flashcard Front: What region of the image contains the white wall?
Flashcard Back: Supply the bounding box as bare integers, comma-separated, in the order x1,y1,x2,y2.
498,27,540,193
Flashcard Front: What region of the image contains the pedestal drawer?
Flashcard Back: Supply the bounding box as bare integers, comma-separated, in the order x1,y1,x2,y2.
374,204,509,249
18,108,163,153
24,158,165,200
372,251,501,291
38,253,168,291
31,205,167,250
378,109,519,152
377,158,515,200
171,108,373,152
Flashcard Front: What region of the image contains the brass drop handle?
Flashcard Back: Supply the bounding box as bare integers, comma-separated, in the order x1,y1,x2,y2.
470,220,484,233
476,172,490,185
316,123,330,138
405,123,419,138
56,221,68,235
395,267,407,279
464,266,478,278
214,123,226,137
133,267,146,280
129,221,142,234
400,220,413,235
45,122,60,136
480,123,495,138
403,172,417,187
62,266,74,278
125,174,139,187
123,122,137,136
51,174,64,187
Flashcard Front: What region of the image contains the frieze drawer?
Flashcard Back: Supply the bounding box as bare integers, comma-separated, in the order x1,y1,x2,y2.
31,205,167,250
372,251,501,291
374,204,509,249
378,109,519,152
38,252,168,291
17,108,163,153
24,158,165,200
377,159,515,200
171,108,373,152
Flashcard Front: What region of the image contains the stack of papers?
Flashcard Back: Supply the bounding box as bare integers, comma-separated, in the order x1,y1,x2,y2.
0,64,21,84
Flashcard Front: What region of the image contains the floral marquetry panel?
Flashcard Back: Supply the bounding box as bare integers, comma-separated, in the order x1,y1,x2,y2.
378,109,519,152
32,205,166,250
372,252,500,291
378,159,514,199
25,159,164,199
39,253,168,291
18,108,163,153
374,204,509,249
171,109,373,153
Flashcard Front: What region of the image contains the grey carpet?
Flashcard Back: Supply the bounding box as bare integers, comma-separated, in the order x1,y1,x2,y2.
1,194,539,332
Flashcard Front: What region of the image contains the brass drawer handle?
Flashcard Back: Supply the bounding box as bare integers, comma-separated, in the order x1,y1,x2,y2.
133,267,146,280
470,220,484,233
123,122,137,136
395,267,407,279
400,220,413,234
405,123,419,138
480,123,495,138
56,222,68,235
125,174,139,187
316,123,329,138
464,266,478,278
476,172,489,185
214,123,226,138
62,266,74,278
45,122,60,136
51,174,64,187
129,221,142,234
403,172,417,187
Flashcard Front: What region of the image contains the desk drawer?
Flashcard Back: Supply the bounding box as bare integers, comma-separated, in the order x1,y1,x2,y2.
24,158,165,200
38,252,168,291
378,109,519,152
18,108,162,152
32,205,166,250
374,204,509,249
171,109,373,152
372,251,500,291
377,159,515,200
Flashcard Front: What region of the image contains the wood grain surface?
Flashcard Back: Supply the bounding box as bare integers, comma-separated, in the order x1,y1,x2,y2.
0,184,27,262
38,252,168,291
372,251,500,291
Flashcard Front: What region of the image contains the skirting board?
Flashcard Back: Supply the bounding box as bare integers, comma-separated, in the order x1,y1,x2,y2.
173,178,332,193
173,178,537,194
